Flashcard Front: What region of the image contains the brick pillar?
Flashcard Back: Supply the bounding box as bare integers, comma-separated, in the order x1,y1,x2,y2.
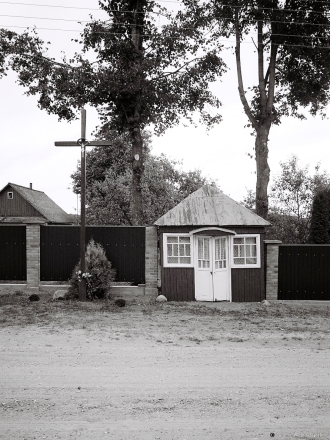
265,240,282,301
26,224,40,292
145,226,158,296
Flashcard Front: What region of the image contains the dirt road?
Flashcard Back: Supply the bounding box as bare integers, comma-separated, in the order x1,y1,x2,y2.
0,295,329,439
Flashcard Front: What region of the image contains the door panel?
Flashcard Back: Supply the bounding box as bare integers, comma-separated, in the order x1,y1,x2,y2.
195,237,213,301
195,236,229,301
213,237,229,301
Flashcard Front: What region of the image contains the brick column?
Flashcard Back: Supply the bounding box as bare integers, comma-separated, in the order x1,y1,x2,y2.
145,226,158,296
265,240,282,301
26,224,41,292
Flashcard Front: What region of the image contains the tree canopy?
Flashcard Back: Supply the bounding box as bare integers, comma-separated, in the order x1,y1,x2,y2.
71,130,217,225
181,0,330,218
0,1,223,224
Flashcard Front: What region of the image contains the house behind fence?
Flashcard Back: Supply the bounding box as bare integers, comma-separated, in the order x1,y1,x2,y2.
1,183,330,301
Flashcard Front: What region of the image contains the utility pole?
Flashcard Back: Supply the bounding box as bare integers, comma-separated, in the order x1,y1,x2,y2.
55,108,112,301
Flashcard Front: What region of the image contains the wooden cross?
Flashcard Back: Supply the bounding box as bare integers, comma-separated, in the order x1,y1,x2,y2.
55,108,112,301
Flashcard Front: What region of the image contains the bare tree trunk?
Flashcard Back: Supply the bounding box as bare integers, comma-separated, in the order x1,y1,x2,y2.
234,4,277,220
255,123,271,219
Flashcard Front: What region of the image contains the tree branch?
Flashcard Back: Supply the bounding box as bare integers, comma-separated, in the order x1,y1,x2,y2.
234,6,258,130
258,18,267,113
151,57,201,80
266,40,278,114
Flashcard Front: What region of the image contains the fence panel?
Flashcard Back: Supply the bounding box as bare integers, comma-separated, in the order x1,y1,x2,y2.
40,226,145,284
0,225,26,280
278,245,330,300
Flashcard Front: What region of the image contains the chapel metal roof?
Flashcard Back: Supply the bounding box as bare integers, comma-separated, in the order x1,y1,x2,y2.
154,185,271,227
6,183,73,224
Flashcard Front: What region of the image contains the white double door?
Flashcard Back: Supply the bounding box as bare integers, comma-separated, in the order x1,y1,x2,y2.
195,236,229,301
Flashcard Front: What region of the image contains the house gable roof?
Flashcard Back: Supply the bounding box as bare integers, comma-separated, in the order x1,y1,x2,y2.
155,185,270,227
2,183,72,224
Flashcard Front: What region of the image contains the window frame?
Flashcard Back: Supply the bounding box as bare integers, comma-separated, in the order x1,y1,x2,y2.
163,233,193,268
7,192,13,200
231,234,261,268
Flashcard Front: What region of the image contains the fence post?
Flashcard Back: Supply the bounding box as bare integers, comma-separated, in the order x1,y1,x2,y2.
26,224,41,292
145,226,158,296
264,240,282,301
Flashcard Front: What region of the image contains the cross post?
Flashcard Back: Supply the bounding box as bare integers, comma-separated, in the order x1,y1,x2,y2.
55,108,112,301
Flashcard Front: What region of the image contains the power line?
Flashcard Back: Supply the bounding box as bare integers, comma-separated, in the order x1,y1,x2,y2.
0,1,101,10
2,12,330,30
1,24,330,50
2,0,330,17
0,14,92,22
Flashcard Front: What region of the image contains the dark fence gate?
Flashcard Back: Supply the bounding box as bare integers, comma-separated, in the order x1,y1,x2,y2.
40,226,145,284
278,245,330,300
0,225,26,281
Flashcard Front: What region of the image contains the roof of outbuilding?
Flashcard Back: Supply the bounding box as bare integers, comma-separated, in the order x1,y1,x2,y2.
3,183,73,224
154,185,271,227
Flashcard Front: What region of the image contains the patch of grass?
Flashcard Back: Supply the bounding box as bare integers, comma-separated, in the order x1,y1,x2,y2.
228,336,246,342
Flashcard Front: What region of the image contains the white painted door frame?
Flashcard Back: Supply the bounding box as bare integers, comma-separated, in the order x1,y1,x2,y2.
194,235,231,302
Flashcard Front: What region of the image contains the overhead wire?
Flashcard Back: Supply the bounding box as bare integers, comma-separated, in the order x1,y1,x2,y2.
1,23,329,50
1,2,330,50
3,11,330,29
2,0,330,16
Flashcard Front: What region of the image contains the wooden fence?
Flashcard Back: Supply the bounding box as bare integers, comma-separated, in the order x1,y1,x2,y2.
0,225,26,281
0,224,158,294
278,245,330,301
40,225,146,284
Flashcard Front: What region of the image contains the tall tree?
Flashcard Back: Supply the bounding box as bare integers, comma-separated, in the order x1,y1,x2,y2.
71,130,216,225
181,0,330,218
0,1,223,224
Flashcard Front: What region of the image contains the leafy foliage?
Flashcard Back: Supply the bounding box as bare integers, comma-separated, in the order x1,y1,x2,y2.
68,239,116,300
180,0,330,217
243,155,330,243
309,188,330,244
71,130,216,225
0,1,224,224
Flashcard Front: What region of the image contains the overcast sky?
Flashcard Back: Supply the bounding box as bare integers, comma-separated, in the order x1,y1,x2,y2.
1,0,329,214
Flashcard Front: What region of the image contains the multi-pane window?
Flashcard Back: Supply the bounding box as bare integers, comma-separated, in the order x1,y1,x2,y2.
233,236,259,266
215,237,226,269
198,237,210,268
166,235,192,266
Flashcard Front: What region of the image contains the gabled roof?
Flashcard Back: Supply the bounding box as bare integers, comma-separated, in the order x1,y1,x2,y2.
155,185,270,227
2,183,72,224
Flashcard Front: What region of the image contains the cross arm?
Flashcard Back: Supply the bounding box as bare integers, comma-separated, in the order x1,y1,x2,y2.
88,141,112,146
55,141,112,147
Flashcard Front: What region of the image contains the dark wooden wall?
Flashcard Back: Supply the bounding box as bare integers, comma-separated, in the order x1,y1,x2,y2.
159,226,266,302
231,227,266,302
0,225,26,280
161,268,195,301
0,187,41,217
278,245,330,300
40,225,145,283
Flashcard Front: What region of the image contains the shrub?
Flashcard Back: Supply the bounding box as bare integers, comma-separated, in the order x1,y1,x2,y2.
68,239,116,300
309,187,330,243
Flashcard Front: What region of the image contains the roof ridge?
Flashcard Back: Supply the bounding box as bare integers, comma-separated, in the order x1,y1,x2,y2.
9,183,44,194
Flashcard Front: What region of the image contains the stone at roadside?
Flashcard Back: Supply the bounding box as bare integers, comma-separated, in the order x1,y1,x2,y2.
156,295,167,303
29,294,40,302
53,290,68,301
115,298,126,307
262,299,270,306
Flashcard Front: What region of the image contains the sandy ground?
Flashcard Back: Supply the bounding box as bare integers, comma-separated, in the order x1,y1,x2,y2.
0,293,330,440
